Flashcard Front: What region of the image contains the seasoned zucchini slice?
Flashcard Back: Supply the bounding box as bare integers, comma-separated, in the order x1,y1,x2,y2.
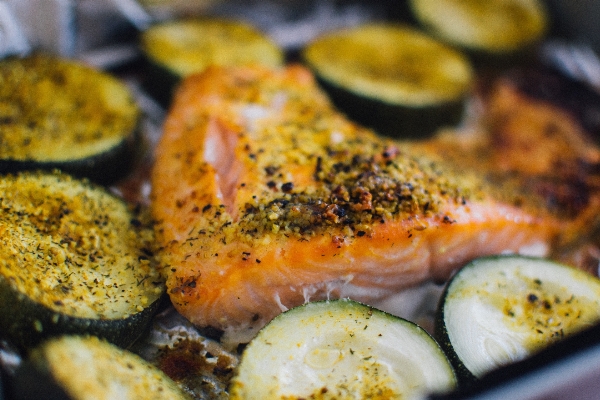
11,335,190,400
435,255,600,383
140,18,284,105
302,23,474,138
229,299,456,400
409,0,548,57
0,54,140,185
0,171,164,350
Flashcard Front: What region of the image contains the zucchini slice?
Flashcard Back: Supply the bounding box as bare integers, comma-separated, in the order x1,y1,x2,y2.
11,335,190,400
435,255,600,383
409,0,548,58
0,54,140,185
140,18,284,106
0,171,164,350
301,23,474,139
229,299,456,400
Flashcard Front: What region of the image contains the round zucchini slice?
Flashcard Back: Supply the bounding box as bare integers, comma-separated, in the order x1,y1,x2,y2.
11,335,190,400
229,299,456,400
302,23,474,139
409,0,548,60
0,171,164,350
435,255,600,383
0,54,140,185
140,18,284,106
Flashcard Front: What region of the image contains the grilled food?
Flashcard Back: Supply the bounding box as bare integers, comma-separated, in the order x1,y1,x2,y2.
302,23,474,138
406,67,600,269
0,171,164,350
0,54,140,185
408,0,548,59
151,64,563,348
435,255,600,383
140,18,284,106
12,335,190,400
230,299,456,399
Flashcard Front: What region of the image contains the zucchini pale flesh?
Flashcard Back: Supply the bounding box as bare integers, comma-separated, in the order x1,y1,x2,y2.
0,54,140,185
11,335,190,400
230,299,456,400
302,23,474,138
409,0,548,58
0,171,164,350
140,18,284,105
436,255,600,383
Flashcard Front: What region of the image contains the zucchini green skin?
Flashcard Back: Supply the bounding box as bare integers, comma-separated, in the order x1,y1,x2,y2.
0,127,139,186
0,277,164,351
0,171,165,351
315,75,467,139
230,299,457,399
434,255,600,387
302,23,473,139
435,287,479,387
0,54,141,185
10,335,191,400
141,57,182,109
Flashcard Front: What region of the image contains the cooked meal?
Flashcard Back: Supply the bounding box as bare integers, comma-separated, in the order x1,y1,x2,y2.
230,299,457,399
436,255,600,383
149,64,592,348
0,171,164,350
0,54,140,184
407,67,600,269
301,23,474,138
1,3,599,397
13,335,190,400
140,18,284,105
408,0,548,56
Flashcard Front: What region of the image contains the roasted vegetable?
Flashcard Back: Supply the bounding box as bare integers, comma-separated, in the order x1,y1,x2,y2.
140,18,284,105
0,171,164,350
230,299,456,399
302,23,474,138
435,255,600,384
408,0,548,65
0,54,140,185
9,335,190,400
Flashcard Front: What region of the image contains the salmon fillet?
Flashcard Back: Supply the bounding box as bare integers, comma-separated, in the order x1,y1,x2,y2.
407,68,600,270
151,65,561,347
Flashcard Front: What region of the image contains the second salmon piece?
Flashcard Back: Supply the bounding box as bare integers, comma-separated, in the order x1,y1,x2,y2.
151,65,559,347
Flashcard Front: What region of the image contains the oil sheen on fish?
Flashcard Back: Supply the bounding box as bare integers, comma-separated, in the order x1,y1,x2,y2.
151,65,560,347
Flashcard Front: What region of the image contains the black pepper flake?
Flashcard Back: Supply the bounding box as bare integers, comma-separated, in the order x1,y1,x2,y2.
356,231,366,237
202,204,212,212
264,165,279,176
281,182,294,193
442,215,455,224
527,293,538,303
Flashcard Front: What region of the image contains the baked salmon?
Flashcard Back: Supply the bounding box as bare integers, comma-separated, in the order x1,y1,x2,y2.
406,67,600,271
151,64,562,347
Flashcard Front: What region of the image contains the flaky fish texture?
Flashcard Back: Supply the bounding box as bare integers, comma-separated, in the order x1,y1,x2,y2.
151,65,561,347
